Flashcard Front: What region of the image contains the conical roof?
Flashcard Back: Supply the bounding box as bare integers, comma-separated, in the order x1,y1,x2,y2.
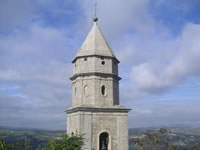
73,21,118,62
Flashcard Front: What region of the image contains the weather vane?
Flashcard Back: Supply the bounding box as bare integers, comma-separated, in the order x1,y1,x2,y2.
93,1,98,22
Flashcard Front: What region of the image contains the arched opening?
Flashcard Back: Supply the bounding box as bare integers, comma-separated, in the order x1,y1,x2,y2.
71,132,74,136
84,85,89,97
74,87,76,96
101,85,105,95
99,132,109,150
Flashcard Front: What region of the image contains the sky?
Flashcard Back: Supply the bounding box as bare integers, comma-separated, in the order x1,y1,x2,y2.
0,0,200,130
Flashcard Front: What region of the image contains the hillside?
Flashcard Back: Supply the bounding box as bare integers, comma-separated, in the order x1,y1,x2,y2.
1,128,200,150
129,128,200,150
0,128,64,150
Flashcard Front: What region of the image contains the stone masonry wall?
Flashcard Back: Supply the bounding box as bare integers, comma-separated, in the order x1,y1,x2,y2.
72,76,119,107
67,111,129,150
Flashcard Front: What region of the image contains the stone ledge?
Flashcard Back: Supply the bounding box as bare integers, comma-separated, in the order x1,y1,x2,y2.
72,55,120,63
66,106,131,114
70,72,121,81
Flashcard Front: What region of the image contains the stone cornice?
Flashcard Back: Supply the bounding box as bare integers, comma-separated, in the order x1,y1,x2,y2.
70,72,121,81
66,107,131,114
72,55,120,63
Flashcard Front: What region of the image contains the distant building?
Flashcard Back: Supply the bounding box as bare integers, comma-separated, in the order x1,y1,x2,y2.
66,17,131,150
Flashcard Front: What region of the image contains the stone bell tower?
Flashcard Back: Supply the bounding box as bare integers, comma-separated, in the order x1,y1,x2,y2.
66,17,131,150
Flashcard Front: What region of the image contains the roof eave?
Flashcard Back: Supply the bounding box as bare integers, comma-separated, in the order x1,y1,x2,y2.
71,55,120,63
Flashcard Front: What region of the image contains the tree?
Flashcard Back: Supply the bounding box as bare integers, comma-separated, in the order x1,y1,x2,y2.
0,134,84,150
43,134,84,150
0,140,14,150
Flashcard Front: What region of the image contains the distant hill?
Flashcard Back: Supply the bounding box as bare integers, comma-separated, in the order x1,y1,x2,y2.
0,128,64,150
129,128,200,150
1,127,200,150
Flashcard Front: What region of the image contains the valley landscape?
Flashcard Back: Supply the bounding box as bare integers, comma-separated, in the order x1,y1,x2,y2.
1,127,200,150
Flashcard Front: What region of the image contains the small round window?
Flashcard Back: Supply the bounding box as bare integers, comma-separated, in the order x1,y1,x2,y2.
101,85,105,95
101,61,105,65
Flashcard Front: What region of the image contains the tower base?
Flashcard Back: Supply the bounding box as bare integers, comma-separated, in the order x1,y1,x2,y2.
66,107,131,150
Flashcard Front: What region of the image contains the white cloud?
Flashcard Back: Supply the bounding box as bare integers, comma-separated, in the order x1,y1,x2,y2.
0,21,74,130
1,0,200,129
129,102,200,128
130,23,200,93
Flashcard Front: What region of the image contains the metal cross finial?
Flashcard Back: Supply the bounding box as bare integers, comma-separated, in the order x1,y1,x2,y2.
93,1,98,22
95,2,97,17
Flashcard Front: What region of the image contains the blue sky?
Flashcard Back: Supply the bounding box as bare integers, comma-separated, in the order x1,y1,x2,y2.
0,0,200,130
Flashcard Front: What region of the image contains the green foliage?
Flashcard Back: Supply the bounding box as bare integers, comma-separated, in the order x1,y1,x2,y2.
0,140,14,150
59,134,84,150
24,139,31,150
45,139,59,150
0,134,84,150
132,128,177,150
15,138,31,150
131,129,200,150
41,134,84,150
160,128,167,134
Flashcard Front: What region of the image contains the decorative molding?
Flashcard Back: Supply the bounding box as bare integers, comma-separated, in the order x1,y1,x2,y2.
70,72,121,81
66,107,131,114
72,55,120,63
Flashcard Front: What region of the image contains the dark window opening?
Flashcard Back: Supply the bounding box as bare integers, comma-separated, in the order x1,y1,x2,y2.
71,132,74,136
101,85,105,95
99,132,109,150
84,58,87,61
101,61,105,65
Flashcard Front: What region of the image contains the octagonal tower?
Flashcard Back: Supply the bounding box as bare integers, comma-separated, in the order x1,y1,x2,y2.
66,18,131,150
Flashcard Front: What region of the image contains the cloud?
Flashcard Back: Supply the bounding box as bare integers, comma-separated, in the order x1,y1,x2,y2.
0,23,74,83
0,21,74,130
130,23,200,93
1,0,200,130
154,0,200,12
0,90,69,130
129,102,200,128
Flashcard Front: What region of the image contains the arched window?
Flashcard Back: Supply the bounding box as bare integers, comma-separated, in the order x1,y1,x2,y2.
84,85,89,97
101,85,105,95
99,132,109,150
74,64,76,71
71,132,74,136
74,87,76,96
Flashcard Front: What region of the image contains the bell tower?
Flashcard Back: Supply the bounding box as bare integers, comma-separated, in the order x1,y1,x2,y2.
66,17,131,150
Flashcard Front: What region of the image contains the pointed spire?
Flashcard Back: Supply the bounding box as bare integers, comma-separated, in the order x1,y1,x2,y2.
73,18,118,63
